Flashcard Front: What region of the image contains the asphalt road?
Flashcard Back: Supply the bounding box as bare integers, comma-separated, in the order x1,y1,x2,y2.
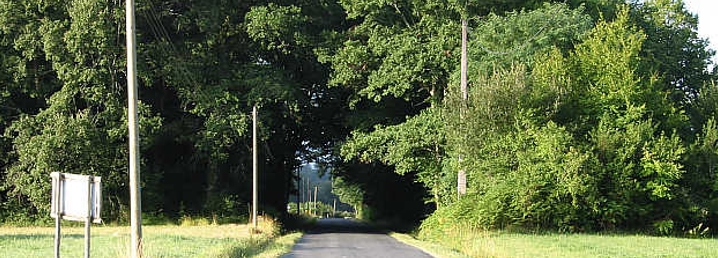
281,218,434,258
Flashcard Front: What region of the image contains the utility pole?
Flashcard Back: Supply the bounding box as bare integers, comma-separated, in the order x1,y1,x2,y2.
126,0,142,256
461,19,468,101
313,186,318,217
297,174,301,215
458,19,468,199
252,106,258,229
333,198,337,217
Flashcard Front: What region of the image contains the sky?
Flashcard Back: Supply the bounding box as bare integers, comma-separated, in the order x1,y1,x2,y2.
682,0,718,64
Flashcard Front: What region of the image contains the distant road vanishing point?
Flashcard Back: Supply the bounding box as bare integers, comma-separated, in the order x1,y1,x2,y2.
282,218,434,258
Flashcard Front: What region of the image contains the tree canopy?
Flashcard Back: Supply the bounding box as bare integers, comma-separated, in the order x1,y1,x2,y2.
0,0,716,236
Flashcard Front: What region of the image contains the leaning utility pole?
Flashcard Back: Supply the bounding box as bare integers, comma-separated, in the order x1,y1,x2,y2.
126,0,142,256
458,19,468,199
252,106,258,229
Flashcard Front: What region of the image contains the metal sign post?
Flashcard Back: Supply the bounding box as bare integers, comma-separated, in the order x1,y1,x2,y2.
84,176,93,258
53,173,63,258
50,172,102,258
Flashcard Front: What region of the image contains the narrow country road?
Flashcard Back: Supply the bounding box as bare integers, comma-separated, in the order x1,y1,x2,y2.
281,218,434,258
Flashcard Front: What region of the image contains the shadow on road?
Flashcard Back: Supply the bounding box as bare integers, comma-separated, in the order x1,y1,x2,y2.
306,218,385,234
282,218,434,258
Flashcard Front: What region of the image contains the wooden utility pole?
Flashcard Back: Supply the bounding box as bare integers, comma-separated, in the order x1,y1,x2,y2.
461,19,468,101
252,106,258,229
126,0,142,256
297,174,301,215
458,19,468,199
313,186,318,217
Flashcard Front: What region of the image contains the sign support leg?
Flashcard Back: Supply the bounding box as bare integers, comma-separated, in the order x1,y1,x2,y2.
54,176,61,258
54,203,61,258
84,177,92,258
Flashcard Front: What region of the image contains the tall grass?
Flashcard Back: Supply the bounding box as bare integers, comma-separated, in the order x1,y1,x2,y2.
415,224,718,258
0,217,299,258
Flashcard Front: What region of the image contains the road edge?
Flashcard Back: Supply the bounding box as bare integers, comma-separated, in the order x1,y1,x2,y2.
255,231,304,258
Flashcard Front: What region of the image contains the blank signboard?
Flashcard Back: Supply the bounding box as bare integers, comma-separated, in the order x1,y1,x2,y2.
50,172,102,223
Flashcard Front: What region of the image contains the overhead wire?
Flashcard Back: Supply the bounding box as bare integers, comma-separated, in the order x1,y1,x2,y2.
138,0,209,108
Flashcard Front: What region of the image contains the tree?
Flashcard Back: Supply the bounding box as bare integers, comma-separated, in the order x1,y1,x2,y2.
0,0,347,222
326,0,569,216
342,108,445,205
1,0,161,220
631,0,714,115
426,4,697,233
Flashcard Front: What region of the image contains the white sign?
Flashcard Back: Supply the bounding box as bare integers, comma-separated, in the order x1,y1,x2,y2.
50,172,102,223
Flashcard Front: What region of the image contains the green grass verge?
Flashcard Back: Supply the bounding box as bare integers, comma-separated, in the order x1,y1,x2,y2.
416,229,718,258
0,220,301,258
390,232,470,258
252,232,302,258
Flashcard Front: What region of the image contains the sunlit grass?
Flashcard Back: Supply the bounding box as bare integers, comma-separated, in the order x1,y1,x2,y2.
0,218,297,258
460,232,718,258
391,232,470,258
251,232,302,258
408,228,718,258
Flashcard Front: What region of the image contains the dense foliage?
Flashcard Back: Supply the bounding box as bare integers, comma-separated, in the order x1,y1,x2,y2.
332,0,718,235
417,1,718,235
0,0,716,237
0,0,346,223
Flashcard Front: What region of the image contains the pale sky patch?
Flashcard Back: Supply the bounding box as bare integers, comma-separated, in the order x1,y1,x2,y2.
683,0,718,64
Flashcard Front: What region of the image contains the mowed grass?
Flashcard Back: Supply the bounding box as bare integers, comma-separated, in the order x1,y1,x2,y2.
0,220,301,258
405,230,718,258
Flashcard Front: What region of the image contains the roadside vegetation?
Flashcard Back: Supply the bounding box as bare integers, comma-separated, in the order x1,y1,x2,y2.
0,218,300,258
336,0,718,240
406,227,718,258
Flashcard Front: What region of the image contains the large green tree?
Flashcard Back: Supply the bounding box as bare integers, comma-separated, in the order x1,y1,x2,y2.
0,0,346,222
0,0,157,220
632,0,714,113
426,3,713,234
327,0,571,211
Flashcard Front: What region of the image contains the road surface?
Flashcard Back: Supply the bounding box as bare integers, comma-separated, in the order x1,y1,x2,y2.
282,218,434,258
